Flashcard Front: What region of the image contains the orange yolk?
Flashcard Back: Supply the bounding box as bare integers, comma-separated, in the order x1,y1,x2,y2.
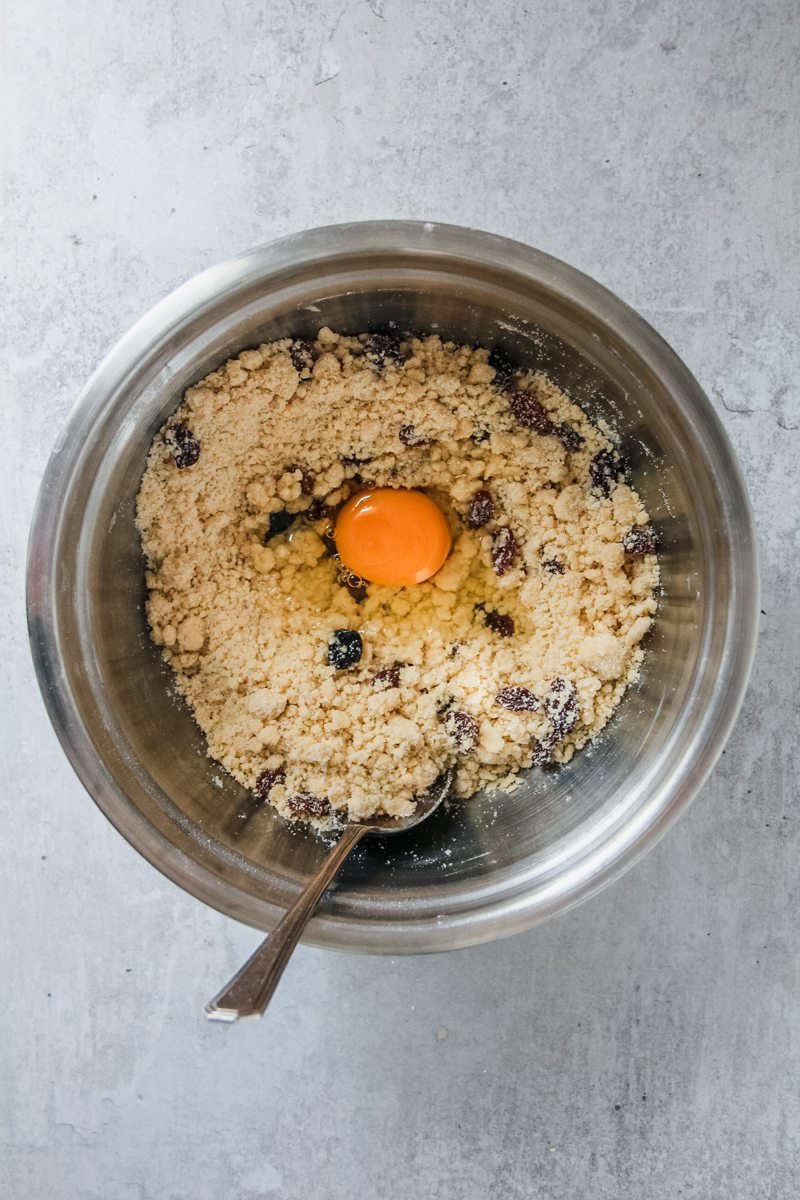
335,489,451,587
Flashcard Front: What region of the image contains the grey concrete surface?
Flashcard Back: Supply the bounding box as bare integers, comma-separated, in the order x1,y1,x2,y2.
2,1,798,1197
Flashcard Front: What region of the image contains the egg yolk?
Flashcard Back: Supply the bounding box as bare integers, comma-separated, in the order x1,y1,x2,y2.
335,488,451,587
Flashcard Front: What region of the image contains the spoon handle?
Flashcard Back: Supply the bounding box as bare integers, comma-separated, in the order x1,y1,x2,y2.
205,824,368,1022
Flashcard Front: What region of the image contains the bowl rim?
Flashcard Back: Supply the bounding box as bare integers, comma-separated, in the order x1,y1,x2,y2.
26,220,759,953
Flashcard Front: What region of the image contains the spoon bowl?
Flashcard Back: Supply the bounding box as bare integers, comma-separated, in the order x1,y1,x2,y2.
350,769,455,836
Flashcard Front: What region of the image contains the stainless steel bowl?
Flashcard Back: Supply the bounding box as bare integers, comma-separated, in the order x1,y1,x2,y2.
27,221,758,953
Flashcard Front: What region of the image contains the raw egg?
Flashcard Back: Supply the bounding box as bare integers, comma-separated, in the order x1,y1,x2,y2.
335,488,451,587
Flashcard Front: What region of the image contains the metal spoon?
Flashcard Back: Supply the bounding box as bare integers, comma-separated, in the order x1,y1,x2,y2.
205,769,454,1022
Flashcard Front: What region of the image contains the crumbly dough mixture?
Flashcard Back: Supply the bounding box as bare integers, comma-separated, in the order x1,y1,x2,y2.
136,330,659,829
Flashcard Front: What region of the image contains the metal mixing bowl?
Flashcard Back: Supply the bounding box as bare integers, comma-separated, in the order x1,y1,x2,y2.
27,221,758,953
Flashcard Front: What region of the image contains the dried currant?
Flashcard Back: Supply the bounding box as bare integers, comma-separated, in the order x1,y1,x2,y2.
328,629,363,669
286,463,315,495
443,709,479,754
496,686,539,712
289,339,315,374
343,578,368,603
306,498,336,522
227,766,287,838
510,392,556,435
363,332,408,371
265,510,297,541
555,423,585,452
491,526,518,576
254,767,286,801
286,793,332,819
471,427,491,444
531,739,551,767
488,347,517,393
483,609,515,638
542,558,565,575
543,677,579,742
166,424,200,468
399,424,433,448
372,662,404,689
589,449,626,496
467,489,494,529
622,527,657,556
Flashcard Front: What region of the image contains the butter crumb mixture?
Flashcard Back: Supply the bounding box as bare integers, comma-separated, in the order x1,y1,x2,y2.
136,331,658,828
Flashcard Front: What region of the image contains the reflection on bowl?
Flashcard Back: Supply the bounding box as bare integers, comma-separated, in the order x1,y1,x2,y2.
26,222,758,953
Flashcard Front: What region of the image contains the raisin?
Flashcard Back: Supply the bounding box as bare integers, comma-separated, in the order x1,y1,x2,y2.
491,526,517,576
265,510,297,541
228,767,287,838
372,662,404,689
589,449,626,496
166,423,200,469
622,527,657,556
287,793,332,819
399,424,432,447
555,423,585,452
488,347,517,393
471,427,491,444
289,339,315,374
286,463,316,495
483,609,515,638
363,332,408,370
343,578,368,603
254,767,286,801
531,739,551,767
509,392,556,435
328,629,363,669
467,489,494,529
542,558,565,575
543,677,579,743
496,686,539,711
307,498,336,522
443,709,479,754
